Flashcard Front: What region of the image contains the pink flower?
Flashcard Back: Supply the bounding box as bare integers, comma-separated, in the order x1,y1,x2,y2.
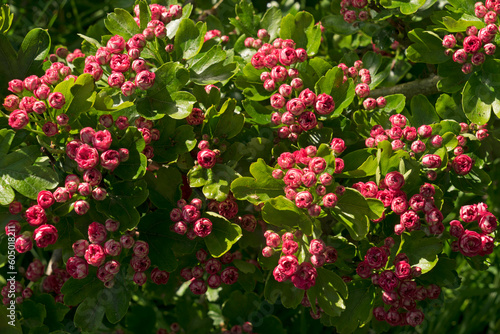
110,54,130,72
284,168,302,188
107,35,126,54
34,224,58,248
42,122,58,137
384,171,405,190
330,138,346,154
478,214,497,234
48,92,65,109
270,93,286,109
355,83,370,98
3,95,19,111
452,154,474,175
291,262,317,290
271,66,288,82
365,247,388,269
309,239,325,255
121,81,136,96
458,230,482,257
315,93,335,115
135,70,155,90
197,149,216,169
442,34,456,48
66,257,89,279
277,152,295,169
277,255,299,276
84,62,103,81
286,98,305,115
74,200,90,215
193,218,212,237
75,144,99,169
8,109,29,129
297,112,317,131
26,205,47,227
15,233,33,253
322,193,338,208
279,47,297,65
221,266,239,284
378,270,399,292
100,150,120,170
88,222,107,244
37,191,55,209
108,72,125,88
422,154,442,168
460,204,478,223
299,88,316,106
8,79,24,93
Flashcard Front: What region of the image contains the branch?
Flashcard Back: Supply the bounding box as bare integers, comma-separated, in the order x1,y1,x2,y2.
45,249,62,276
369,75,441,99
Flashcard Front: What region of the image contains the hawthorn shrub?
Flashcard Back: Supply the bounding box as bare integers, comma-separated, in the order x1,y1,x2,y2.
0,0,499,333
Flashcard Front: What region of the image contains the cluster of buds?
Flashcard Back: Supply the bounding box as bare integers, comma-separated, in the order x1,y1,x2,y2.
186,107,206,126
206,192,239,220
132,3,182,53
449,202,496,257
220,322,254,334
196,138,223,169
135,116,160,159
248,33,338,141
170,198,213,238
67,126,130,175
340,0,370,23
49,47,85,63
357,243,436,327
180,249,241,294
365,115,475,179
443,2,500,73
265,232,338,291
244,28,274,49
273,142,346,217
1,280,32,306
204,29,229,44
5,69,70,133
85,34,155,95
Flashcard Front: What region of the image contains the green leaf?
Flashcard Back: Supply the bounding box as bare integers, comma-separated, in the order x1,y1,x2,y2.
138,0,151,31
151,123,197,163
328,281,375,334
382,0,426,14
406,29,449,64
104,8,141,39
213,99,245,139
53,74,96,124
336,149,377,178
99,272,132,324
189,45,238,85
435,93,467,122
280,12,321,55
462,72,493,124
202,164,240,201
450,166,491,195
138,211,196,272
331,188,382,240
399,231,443,273
175,19,206,60
231,159,284,205
322,15,359,35
264,277,304,309
95,178,149,231
298,127,333,148
77,33,102,49
20,300,46,328
17,28,50,77
73,296,105,332
32,294,69,331
203,211,242,257
152,61,190,95
145,167,182,209
125,305,156,334
222,291,260,323
242,99,272,125
61,269,101,306
260,7,281,41
442,14,484,32
0,146,59,203
418,257,461,289
231,1,257,36
166,4,193,39
112,127,147,180
262,196,313,235
410,94,440,127
307,267,346,317
0,4,14,34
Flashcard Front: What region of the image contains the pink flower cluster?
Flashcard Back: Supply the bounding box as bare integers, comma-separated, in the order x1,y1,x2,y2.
358,244,437,327
206,193,239,220
449,202,496,257
443,2,499,73
273,143,346,217
180,249,242,294
340,0,370,23
1,279,33,306
66,127,129,172
204,29,229,44
135,116,160,159
5,64,72,133
266,232,337,290
247,34,338,141
364,115,475,179
170,198,213,238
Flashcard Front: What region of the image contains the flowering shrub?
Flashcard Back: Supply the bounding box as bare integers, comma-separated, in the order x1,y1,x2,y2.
0,1,499,333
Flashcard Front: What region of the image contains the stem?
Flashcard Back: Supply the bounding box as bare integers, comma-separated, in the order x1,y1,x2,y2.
368,75,441,99
45,249,62,276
